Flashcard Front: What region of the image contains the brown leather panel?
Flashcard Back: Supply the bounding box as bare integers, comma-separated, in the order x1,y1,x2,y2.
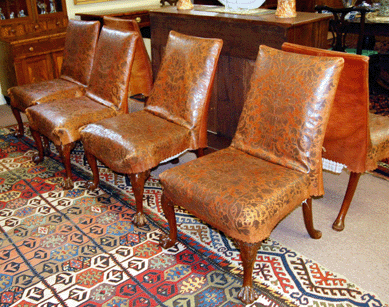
232,45,344,196
103,16,153,97
81,110,191,174
366,113,389,170
145,31,223,149
8,79,84,112
86,27,139,113
160,147,311,243
282,43,371,173
26,96,117,146
60,19,100,86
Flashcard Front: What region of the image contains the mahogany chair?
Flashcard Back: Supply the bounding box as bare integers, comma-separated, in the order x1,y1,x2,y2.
80,31,223,227
103,16,153,100
25,26,139,190
158,45,344,304
282,42,389,231
8,19,100,137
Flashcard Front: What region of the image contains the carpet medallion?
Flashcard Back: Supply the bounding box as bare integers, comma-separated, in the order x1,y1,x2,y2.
0,125,387,307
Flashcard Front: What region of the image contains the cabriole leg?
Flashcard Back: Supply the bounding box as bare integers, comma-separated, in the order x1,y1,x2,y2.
302,198,322,239
58,143,74,190
85,151,100,190
11,106,24,137
30,128,44,163
129,170,151,227
159,193,178,249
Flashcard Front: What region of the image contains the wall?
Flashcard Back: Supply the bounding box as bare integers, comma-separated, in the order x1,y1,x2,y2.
66,0,159,19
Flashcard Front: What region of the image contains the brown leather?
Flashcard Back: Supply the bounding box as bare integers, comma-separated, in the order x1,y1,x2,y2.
145,31,223,150
282,42,389,173
85,27,140,114
8,20,100,112
81,111,191,173
232,45,344,196
103,16,153,97
160,45,344,243
80,30,223,174
26,27,139,146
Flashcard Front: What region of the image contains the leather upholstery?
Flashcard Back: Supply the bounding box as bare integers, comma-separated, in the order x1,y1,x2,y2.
8,20,100,111
145,31,223,150
103,16,153,97
26,27,139,146
160,45,344,243
282,42,389,173
80,30,223,174
81,111,191,173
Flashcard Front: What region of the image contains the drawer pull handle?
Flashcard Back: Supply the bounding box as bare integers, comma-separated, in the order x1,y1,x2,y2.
11,29,16,33
135,17,141,23
34,25,39,29
29,47,34,52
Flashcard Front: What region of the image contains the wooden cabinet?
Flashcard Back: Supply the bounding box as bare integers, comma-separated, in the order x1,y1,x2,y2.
0,0,68,92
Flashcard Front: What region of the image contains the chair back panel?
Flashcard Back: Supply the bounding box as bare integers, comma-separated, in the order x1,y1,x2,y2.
103,16,153,97
86,27,139,113
232,45,344,196
282,42,370,172
145,30,223,149
60,20,100,87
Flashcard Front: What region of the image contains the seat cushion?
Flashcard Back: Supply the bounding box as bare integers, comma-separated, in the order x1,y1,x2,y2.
26,96,118,146
366,113,389,170
8,79,85,112
160,147,311,243
80,110,191,174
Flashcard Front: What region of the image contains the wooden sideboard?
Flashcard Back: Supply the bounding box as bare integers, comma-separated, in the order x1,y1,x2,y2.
0,0,68,93
150,6,331,138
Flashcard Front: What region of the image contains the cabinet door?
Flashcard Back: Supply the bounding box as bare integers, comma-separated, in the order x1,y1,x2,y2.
14,54,54,85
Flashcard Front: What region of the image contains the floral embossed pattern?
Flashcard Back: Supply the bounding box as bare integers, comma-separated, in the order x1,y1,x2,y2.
366,113,389,169
145,31,223,149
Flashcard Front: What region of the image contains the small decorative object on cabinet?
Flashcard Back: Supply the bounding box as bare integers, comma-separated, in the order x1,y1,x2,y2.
0,0,68,94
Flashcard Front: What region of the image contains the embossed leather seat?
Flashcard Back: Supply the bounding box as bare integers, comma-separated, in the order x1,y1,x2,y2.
80,31,223,227
282,42,389,231
25,26,139,190
103,16,153,99
8,20,100,137
158,45,344,304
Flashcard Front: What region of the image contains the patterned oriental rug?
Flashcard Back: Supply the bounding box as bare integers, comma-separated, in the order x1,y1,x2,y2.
0,125,387,307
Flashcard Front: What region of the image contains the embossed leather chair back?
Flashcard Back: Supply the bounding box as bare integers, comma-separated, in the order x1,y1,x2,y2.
282,42,389,231
60,19,101,86
282,42,370,172
145,31,222,149
85,26,139,113
103,16,153,98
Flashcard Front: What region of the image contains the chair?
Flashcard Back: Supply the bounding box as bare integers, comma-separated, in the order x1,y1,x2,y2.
25,26,139,190
282,42,389,231
103,16,153,100
79,31,223,227
315,5,375,56
8,19,100,137
158,45,344,305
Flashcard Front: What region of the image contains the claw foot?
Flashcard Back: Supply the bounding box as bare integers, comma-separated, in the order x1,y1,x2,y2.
237,286,259,305
159,234,176,249
60,177,74,190
84,180,98,191
132,212,147,227
32,153,44,164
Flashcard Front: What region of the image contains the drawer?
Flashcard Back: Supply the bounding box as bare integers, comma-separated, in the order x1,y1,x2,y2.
12,36,66,59
0,24,26,38
122,12,150,28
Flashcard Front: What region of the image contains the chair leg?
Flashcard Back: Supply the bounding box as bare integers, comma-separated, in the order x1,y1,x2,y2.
57,143,75,190
333,172,361,232
195,148,204,158
30,128,45,164
11,106,24,137
159,193,178,249
235,240,262,305
84,151,100,190
42,135,51,156
302,198,322,239
129,170,151,227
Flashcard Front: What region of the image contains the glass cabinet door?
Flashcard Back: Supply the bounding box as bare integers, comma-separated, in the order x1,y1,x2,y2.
0,0,32,21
